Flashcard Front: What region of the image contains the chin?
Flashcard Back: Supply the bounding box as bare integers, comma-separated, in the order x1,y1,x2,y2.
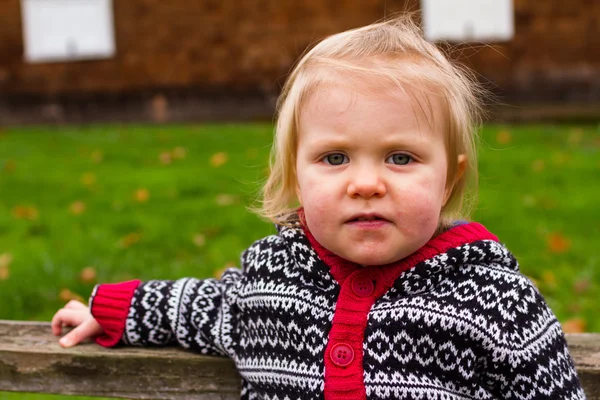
344,251,399,267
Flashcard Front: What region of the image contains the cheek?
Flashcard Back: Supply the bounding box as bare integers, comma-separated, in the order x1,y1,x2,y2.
297,168,328,204
301,189,330,216
398,195,442,240
297,182,332,229
302,199,331,241
402,197,437,224
402,175,447,205
393,175,447,224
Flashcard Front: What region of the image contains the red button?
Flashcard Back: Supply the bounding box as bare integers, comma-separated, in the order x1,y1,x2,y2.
352,276,374,297
330,343,354,367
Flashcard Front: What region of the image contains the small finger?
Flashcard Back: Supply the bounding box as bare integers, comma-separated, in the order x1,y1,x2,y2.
51,308,87,336
51,308,67,336
59,318,102,348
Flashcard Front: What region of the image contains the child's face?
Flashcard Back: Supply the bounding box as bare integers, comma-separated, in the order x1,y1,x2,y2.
296,82,455,266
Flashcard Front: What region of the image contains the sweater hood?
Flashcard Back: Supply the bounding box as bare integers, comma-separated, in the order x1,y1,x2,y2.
276,218,514,296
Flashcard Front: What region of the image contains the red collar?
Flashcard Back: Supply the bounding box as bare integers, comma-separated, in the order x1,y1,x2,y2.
302,220,498,287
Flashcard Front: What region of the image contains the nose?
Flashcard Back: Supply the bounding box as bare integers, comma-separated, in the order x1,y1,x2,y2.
347,165,387,199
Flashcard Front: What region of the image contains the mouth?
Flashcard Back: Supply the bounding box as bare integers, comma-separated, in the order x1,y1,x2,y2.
346,214,390,223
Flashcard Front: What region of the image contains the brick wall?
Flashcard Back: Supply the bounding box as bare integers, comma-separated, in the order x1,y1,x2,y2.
464,0,600,102
0,0,598,122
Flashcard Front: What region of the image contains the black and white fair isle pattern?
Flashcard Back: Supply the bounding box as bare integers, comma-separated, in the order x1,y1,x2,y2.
121,226,585,400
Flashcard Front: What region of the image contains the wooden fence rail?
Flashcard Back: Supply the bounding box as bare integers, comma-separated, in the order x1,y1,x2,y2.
1,320,599,399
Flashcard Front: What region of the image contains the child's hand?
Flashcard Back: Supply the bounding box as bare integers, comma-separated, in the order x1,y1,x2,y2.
51,300,103,348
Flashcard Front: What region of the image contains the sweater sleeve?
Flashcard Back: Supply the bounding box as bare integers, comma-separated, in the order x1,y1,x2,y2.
89,279,142,347
89,268,243,358
483,282,586,399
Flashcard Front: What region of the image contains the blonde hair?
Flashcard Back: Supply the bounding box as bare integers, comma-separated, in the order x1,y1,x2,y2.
258,14,485,229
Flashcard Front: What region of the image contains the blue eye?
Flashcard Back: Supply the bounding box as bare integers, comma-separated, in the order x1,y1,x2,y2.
386,153,412,165
323,153,348,165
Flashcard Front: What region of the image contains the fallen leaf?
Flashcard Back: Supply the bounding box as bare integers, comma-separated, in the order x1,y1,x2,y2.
573,280,590,294
134,189,150,203
547,232,570,253
210,152,228,167
202,227,222,237
0,253,11,280
159,151,172,165
567,303,582,314
120,232,141,248
91,150,104,163
69,201,86,215
531,159,545,172
562,318,586,333
3,159,16,172
541,271,557,288
539,197,558,210
193,234,206,247
12,205,39,220
0,253,13,268
172,147,186,160
58,288,84,303
80,266,97,283
552,152,569,165
81,172,97,186
496,130,512,145
567,128,583,145
215,194,237,206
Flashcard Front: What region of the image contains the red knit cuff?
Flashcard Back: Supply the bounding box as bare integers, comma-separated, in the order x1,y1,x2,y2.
89,279,141,347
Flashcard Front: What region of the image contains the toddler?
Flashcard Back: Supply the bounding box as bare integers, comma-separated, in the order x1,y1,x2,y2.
52,15,586,400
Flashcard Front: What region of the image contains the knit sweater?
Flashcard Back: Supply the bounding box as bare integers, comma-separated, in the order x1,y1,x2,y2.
90,222,586,400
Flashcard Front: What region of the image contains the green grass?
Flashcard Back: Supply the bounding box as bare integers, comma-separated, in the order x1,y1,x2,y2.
0,123,598,400
476,125,599,325
0,124,274,324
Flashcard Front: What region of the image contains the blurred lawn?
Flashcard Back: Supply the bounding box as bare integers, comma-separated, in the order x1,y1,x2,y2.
0,123,598,400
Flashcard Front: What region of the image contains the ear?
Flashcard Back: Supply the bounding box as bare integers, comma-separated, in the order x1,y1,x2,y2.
443,154,467,206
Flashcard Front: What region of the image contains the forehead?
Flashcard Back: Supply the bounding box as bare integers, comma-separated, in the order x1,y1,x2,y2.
298,76,445,139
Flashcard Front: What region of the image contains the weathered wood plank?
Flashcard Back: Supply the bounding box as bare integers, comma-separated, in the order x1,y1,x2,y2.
0,320,241,399
562,333,600,399
1,320,599,399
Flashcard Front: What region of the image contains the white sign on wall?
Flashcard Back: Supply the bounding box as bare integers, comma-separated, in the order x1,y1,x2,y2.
421,0,514,42
21,0,116,63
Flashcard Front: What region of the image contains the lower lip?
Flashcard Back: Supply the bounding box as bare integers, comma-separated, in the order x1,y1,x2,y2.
346,219,389,229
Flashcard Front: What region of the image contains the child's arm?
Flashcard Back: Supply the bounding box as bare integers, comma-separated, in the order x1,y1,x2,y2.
52,269,242,357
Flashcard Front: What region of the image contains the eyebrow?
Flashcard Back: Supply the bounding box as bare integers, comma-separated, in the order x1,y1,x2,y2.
304,132,432,149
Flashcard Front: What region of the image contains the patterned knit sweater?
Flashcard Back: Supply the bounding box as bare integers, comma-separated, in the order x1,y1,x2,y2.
90,222,586,400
